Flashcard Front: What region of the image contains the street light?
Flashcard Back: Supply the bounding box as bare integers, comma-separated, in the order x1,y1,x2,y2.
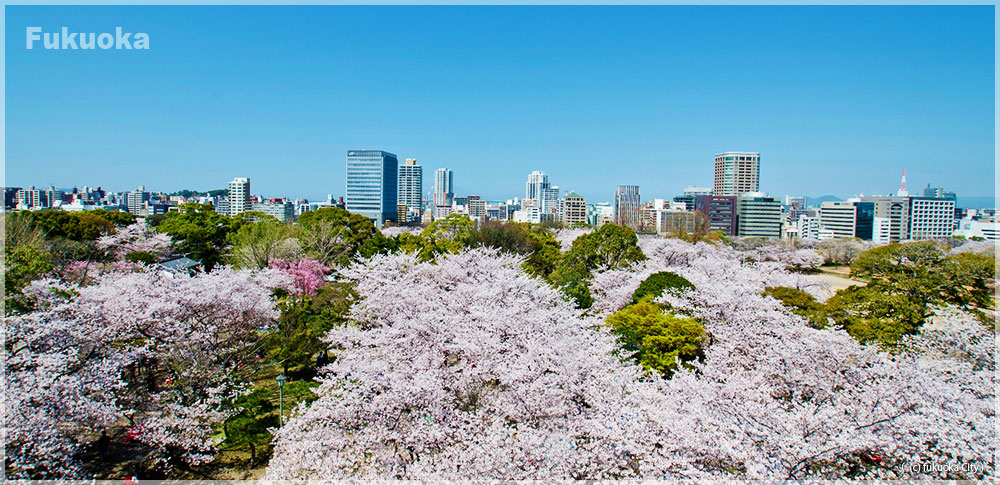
276,373,287,426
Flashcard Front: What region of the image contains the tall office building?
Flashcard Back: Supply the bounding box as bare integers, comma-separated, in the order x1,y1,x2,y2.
525,171,549,201
525,171,561,216
713,152,760,196
614,185,641,230
126,186,151,215
433,168,454,207
398,159,423,222
346,150,399,226
228,177,251,217
736,193,781,238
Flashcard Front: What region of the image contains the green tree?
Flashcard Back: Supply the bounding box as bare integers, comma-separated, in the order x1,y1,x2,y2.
632,271,695,305
29,210,118,241
550,223,645,308
462,221,561,277
4,245,53,315
762,286,827,328
939,252,996,308
228,218,293,269
423,214,475,244
124,251,157,265
297,207,390,267
263,282,357,375
849,241,995,320
606,297,706,377
155,203,242,270
222,388,278,464
824,285,925,349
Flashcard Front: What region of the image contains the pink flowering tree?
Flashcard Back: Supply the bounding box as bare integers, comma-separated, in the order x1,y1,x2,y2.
97,221,173,261
551,226,594,251
269,258,331,297
265,249,679,480
266,239,994,480
4,266,293,477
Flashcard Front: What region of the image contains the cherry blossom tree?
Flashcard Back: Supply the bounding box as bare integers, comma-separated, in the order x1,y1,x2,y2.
269,258,331,297
97,221,173,261
265,249,679,480
266,238,994,480
551,227,594,251
4,266,293,477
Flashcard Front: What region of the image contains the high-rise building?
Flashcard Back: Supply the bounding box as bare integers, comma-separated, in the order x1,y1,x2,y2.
908,196,956,240
525,171,549,201
433,168,454,208
525,171,560,218
227,177,251,217
860,196,910,242
713,152,760,196
561,191,587,226
45,186,65,208
346,150,398,226
398,159,423,222
614,185,641,230
15,186,43,209
126,186,151,215
541,186,560,221
695,195,738,236
736,193,781,238
467,197,487,219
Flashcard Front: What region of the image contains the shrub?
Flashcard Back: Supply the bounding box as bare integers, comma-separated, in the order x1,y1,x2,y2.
632,271,695,304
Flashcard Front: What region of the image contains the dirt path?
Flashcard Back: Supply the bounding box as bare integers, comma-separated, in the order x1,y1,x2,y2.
804,266,866,300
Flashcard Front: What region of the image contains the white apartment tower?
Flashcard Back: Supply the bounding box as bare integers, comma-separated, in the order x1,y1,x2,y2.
228,177,251,217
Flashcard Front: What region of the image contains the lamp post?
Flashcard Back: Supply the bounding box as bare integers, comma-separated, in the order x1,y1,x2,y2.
276,373,287,426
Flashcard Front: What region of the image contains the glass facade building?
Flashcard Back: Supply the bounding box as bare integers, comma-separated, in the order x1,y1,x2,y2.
346,150,398,226
434,168,454,207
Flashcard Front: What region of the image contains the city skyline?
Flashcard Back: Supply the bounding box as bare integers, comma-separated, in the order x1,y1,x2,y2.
5,6,995,203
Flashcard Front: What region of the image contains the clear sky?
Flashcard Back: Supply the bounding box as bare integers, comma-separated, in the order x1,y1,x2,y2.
4,5,995,204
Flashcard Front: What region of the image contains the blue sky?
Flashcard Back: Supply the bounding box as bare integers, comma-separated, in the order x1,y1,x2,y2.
5,6,995,204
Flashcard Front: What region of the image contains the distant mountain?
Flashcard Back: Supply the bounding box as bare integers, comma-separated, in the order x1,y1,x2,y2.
956,196,996,210
805,195,843,206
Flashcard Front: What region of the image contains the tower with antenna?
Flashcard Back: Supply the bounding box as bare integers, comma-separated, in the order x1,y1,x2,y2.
896,169,909,197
